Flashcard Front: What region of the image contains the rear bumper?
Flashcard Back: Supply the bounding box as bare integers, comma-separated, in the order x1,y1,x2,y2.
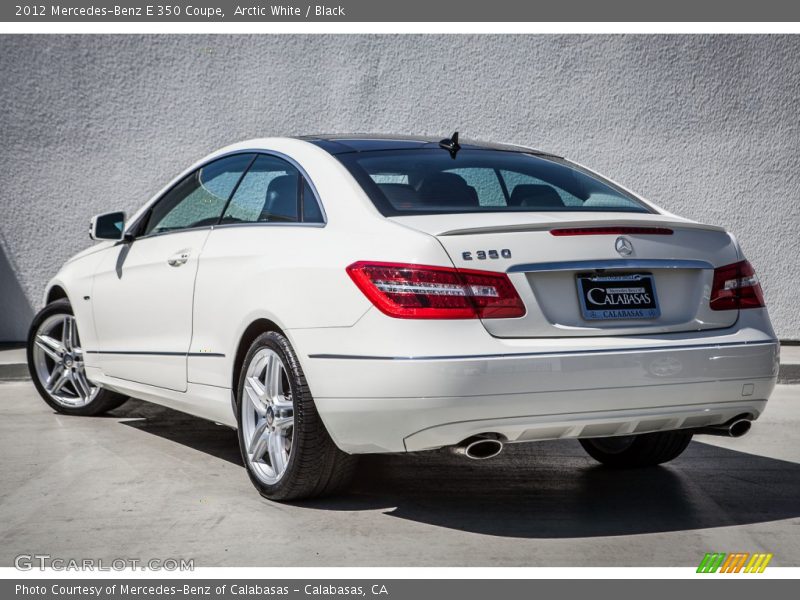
295,314,778,453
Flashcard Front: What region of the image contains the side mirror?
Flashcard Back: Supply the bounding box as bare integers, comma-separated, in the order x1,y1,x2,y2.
90,211,126,241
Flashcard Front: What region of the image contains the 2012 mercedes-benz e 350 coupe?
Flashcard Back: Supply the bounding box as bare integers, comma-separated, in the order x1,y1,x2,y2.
28,134,779,500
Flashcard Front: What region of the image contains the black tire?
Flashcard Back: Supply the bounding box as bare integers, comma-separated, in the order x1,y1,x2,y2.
579,430,693,468
235,331,357,501
27,299,128,416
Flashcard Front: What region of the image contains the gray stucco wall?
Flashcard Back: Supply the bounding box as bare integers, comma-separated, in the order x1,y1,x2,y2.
1,35,798,341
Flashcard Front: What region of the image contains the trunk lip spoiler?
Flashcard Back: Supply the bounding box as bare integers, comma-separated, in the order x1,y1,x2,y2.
507,258,714,273
435,221,726,236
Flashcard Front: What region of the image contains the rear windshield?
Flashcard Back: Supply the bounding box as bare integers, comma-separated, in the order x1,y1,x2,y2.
335,149,651,216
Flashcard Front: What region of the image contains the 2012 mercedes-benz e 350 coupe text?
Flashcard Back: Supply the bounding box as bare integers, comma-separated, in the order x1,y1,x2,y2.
28,134,779,500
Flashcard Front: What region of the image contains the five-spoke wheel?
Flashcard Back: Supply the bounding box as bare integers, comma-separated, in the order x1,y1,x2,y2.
32,313,97,406
236,331,356,500
27,299,128,416
241,348,295,484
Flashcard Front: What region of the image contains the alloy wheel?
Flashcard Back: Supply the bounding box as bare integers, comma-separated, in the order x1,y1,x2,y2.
241,348,295,484
32,314,98,407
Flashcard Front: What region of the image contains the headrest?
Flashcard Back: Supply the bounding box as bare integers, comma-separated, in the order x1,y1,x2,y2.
417,173,479,207
509,184,564,209
377,182,419,206
262,174,298,221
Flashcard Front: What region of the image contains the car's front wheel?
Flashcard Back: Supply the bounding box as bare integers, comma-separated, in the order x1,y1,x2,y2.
236,331,356,501
579,430,693,468
27,299,128,416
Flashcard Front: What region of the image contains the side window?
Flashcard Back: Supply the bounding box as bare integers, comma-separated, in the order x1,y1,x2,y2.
302,179,324,223
143,154,253,236
221,154,300,224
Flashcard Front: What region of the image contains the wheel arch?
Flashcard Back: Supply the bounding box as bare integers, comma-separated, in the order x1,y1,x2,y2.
231,318,286,392
46,284,69,305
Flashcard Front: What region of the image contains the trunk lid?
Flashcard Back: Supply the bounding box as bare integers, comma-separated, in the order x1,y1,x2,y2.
390,212,740,337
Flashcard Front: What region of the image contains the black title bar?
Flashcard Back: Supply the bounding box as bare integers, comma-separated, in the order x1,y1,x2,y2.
4,0,800,22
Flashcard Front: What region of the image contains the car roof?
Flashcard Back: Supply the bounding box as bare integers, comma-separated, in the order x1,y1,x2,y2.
295,134,561,158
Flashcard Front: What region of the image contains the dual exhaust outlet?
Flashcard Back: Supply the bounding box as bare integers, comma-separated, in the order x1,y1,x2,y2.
450,418,752,460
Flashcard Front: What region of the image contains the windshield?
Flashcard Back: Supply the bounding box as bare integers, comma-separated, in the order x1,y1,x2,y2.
335,149,651,216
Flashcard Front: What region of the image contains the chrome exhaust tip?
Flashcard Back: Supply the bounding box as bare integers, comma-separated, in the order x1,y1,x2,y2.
694,418,752,438
728,419,752,438
452,435,504,460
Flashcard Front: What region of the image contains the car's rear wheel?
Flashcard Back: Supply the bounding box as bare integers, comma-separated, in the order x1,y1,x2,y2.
579,430,693,468
236,331,356,501
27,299,128,416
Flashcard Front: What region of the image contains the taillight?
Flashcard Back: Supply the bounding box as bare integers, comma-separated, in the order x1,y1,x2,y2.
346,261,526,319
710,260,765,311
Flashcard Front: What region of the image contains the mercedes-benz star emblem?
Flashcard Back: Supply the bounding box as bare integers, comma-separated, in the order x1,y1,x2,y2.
615,236,633,256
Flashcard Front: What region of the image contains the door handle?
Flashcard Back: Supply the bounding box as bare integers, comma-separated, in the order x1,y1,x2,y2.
167,250,191,267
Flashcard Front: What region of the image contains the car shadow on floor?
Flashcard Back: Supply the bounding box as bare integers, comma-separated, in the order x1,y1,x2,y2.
114,399,243,465
115,398,800,539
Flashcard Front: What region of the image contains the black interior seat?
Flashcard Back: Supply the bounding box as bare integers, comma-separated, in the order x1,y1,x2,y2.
509,184,565,209
261,174,299,222
417,173,480,208
377,183,419,208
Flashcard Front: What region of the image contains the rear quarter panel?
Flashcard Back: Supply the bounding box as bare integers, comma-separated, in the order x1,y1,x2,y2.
186,146,453,389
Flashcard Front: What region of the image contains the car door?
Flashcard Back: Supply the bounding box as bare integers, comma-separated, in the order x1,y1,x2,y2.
90,153,254,391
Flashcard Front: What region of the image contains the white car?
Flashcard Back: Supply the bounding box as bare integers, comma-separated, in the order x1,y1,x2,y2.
27,134,779,500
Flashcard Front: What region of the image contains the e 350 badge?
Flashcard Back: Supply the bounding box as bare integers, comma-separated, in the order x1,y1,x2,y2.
462,249,512,261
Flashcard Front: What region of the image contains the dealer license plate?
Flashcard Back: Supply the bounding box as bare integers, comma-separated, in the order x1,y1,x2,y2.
576,273,660,321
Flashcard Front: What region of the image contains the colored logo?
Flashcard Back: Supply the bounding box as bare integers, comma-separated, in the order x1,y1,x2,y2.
697,552,773,573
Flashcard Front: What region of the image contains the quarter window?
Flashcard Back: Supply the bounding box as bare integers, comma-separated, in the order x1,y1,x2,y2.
143,154,253,236
221,154,325,224
301,179,324,223
221,154,300,224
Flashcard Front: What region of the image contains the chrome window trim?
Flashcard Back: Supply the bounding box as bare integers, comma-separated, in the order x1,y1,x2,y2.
507,258,714,274
121,224,215,243
114,220,327,247
212,221,327,231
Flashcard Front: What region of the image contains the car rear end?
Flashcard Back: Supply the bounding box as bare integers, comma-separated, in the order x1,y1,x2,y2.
297,140,779,454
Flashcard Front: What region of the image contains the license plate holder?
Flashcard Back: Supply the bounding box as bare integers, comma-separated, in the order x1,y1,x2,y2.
576,272,660,321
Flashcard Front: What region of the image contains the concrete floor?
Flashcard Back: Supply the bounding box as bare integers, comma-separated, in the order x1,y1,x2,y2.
0,348,28,381
0,381,798,567
782,345,800,364
0,348,25,364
